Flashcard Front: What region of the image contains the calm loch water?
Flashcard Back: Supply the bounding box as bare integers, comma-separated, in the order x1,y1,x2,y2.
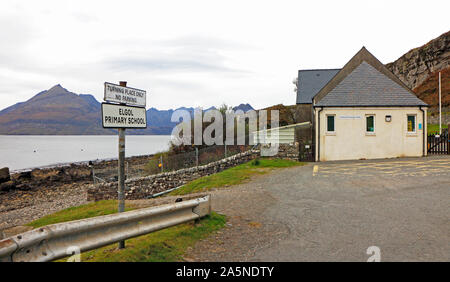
0,135,171,171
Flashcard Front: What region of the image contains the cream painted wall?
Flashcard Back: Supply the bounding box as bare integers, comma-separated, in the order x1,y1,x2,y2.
314,107,427,161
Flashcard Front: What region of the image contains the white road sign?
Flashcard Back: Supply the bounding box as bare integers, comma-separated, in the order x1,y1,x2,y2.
102,103,147,128
104,82,147,107
339,115,361,120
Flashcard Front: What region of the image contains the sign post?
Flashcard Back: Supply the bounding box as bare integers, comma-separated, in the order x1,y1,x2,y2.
118,127,125,248
102,81,147,249
117,82,126,249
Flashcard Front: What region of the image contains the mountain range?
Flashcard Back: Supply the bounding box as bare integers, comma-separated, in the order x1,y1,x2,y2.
0,85,254,135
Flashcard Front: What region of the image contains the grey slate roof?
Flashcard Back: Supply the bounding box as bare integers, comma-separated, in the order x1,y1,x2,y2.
296,69,340,104
314,61,428,107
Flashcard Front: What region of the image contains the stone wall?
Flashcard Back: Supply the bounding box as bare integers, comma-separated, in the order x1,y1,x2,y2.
87,144,302,201
264,143,300,161
428,114,450,125
87,150,260,201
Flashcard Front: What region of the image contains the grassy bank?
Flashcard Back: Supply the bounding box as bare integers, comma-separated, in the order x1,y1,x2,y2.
25,200,225,262
428,123,448,134
27,200,135,228
170,158,305,196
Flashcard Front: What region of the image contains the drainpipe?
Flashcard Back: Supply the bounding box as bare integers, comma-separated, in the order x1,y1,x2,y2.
419,106,425,156
317,107,323,162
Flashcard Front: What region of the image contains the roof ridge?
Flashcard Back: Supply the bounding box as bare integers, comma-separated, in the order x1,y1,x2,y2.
298,68,341,72
312,47,424,105
313,59,428,107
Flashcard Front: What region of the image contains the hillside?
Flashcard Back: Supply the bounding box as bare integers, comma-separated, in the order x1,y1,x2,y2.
386,30,449,110
0,85,253,135
0,85,114,135
412,67,450,111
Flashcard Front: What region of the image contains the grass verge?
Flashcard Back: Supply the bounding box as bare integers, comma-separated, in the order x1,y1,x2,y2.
170,158,305,196
26,200,134,228
428,123,448,134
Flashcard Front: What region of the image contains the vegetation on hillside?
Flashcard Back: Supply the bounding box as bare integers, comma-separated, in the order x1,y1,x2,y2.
414,67,449,110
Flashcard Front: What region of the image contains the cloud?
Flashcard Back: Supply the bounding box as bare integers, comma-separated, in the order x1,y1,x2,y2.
105,55,244,73
102,35,251,74
158,35,253,51
0,14,36,69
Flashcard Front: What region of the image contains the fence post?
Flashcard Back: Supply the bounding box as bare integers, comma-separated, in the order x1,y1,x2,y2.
160,155,163,172
92,166,96,184
195,147,199,166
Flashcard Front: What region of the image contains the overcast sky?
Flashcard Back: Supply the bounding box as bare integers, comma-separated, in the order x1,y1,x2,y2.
0,0,448,110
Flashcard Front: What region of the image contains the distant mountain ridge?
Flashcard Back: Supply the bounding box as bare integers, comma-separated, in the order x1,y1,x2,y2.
0,85,254,135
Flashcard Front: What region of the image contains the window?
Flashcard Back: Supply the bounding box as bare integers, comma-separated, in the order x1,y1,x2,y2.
366,115,375,133
327,115,335,132
407,115,416,133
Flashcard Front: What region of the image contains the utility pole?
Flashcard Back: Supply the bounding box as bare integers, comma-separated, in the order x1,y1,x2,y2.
439,72,442,135
118,81,127,249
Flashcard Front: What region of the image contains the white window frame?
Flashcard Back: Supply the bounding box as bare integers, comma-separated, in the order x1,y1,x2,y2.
407,114,417,134
326,114,336,135
365,114,376,135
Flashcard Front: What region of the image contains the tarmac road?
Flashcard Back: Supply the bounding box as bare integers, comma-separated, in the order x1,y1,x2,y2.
186,156,450,262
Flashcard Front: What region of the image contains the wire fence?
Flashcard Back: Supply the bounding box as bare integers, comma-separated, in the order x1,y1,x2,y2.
90,160,149,183
91,144,252,183
146,145,252,175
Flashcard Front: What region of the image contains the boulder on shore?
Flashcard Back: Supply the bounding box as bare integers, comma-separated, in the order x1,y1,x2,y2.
0,180,15,192
0,167,10,184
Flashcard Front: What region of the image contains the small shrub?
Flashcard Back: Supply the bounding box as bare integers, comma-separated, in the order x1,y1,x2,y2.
251,159,260,166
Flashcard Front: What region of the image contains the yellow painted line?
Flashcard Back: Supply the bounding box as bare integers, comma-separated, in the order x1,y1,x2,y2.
313,165,318,176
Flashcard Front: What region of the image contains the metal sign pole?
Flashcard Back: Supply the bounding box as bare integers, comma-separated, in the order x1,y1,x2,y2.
102,79,147,250
118,81,127,249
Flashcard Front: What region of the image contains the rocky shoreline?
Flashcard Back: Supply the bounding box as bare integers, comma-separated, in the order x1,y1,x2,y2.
0,154,154,192
0,154,154,232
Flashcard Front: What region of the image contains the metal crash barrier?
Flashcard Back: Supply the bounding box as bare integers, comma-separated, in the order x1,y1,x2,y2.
0,195,211,262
